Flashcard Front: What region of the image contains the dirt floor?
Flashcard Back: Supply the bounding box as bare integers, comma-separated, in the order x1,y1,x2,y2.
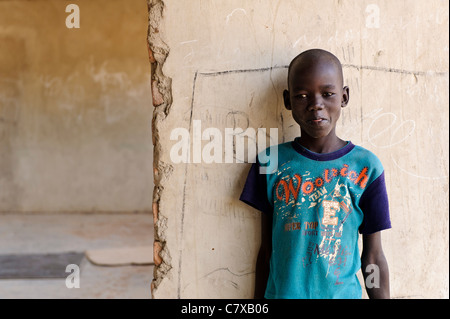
0,213,154,299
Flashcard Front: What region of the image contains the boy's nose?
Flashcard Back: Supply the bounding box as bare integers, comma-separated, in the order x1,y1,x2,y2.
308,95,324,111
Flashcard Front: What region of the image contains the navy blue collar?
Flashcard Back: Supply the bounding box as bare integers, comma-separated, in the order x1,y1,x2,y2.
291,137,355,161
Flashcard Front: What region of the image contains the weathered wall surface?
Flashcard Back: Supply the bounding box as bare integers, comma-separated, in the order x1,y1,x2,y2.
149,0,449,298
0,0,153,212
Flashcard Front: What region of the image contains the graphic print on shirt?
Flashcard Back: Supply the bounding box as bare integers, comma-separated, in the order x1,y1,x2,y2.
273,162,369,285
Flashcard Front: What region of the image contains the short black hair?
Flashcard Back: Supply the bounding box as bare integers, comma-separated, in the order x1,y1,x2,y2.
287,49,344,88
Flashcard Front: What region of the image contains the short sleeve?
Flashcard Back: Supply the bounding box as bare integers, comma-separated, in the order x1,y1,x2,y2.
358,171,392,234
239,159,273,215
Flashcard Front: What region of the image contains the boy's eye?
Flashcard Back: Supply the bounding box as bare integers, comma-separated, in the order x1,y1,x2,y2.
295,94,308,99
323,92,335,97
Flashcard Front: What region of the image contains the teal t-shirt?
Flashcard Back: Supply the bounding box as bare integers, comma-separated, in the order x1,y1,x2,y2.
240,138,391,299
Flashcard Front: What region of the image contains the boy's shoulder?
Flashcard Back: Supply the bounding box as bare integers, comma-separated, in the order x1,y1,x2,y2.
348,144,384,167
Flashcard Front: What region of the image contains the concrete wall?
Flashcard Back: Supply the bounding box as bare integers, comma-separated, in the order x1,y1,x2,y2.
0,0,153,213
149,0,449,298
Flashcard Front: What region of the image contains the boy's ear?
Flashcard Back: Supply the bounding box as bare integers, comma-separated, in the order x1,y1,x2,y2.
283,89,291,110
341,86,350,108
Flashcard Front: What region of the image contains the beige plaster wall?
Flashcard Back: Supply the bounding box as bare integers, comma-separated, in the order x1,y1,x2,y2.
0,0,153,213
149,0,449,298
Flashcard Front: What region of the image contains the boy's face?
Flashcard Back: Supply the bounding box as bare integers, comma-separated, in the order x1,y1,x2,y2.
284,57,349,142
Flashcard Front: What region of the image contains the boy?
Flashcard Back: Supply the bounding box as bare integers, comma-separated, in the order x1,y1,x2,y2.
240,49,391,299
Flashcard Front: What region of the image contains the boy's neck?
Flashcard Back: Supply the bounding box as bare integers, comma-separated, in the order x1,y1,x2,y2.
296,135,347,154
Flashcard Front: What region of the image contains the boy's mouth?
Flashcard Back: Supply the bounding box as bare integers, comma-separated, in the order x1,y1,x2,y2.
308,118,327,125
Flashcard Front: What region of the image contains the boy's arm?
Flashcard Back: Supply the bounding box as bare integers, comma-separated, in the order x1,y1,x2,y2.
254,211,272,299
361,231,390,299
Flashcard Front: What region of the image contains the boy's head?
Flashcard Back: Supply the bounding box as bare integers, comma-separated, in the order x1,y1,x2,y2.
283,49,349,144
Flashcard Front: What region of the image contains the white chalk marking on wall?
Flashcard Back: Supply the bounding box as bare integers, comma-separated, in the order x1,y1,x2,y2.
292,35,322,48
367,111,416,149
360,107,448,181
390,155,448,181
225,8,247,25
180,40,198,45
88,61,130,91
